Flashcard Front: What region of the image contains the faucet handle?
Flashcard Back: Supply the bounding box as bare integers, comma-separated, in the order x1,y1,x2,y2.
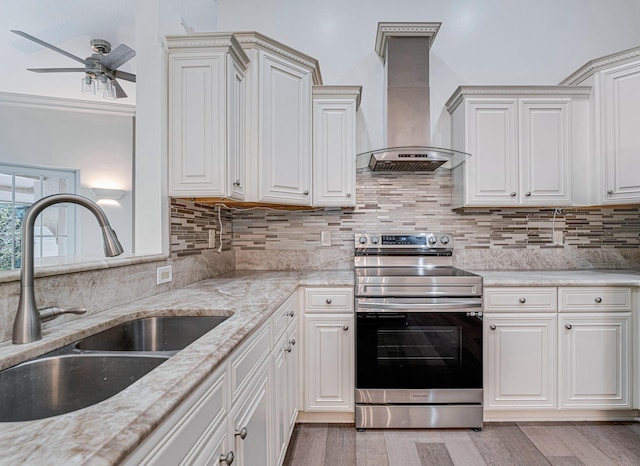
39,307,87,323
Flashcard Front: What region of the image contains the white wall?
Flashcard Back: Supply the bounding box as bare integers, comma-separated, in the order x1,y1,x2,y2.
0,99,134,257
216,0,640,150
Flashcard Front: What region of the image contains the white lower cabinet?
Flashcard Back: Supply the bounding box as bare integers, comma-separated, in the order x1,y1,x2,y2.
484,286,635,419
485,314,557,409
302,287,354,415
124,292,299,466
559,313,631,408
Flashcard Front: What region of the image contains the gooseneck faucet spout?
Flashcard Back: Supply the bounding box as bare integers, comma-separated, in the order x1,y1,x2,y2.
12,193,124,344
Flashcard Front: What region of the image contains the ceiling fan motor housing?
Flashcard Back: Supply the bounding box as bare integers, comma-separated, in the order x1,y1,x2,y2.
90,39,111,55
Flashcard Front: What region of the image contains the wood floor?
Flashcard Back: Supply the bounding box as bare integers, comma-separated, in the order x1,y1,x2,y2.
283,422,640,466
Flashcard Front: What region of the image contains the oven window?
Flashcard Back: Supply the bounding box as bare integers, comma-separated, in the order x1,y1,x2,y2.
356,312,482,390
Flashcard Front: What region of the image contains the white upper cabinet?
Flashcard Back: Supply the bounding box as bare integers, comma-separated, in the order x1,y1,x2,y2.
561,48,640,205
312,86,361,207
167,34,249,198
235,32,322,206
447,87,590,208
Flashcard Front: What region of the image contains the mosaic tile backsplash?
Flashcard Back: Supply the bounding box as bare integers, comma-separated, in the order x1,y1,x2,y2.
170,169,640,270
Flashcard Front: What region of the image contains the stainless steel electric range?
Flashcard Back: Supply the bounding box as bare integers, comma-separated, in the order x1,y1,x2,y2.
354,232,483,430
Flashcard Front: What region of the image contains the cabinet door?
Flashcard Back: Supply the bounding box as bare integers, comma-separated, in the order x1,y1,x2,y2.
312,97,357,207
559,313,631,408
601,63,640,203
258,52,312,205
464,99,519,206
304,314,354,411
230,367,272,466
272,324,298,466
228,56,246,200
168,53,227,197
485,315,556,409
520,99,571,205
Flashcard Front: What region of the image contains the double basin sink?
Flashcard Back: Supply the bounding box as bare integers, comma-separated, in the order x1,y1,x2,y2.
0,315,229,422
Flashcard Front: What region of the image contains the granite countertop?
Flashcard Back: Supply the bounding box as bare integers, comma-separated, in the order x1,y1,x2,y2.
474,269,640,287
0,270,353,465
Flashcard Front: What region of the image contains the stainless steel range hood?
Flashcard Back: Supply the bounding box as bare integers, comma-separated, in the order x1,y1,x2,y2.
357,22,469,172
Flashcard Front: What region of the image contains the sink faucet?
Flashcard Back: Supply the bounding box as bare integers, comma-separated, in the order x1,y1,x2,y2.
13,193,124,344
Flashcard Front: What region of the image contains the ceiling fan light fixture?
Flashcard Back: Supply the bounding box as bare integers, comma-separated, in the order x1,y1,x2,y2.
103,79,117,100
81,75,95,95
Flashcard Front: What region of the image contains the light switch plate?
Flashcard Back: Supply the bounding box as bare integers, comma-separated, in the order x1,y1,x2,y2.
156,265,173,285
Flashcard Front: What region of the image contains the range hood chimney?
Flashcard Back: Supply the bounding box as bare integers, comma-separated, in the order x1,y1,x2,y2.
358,22,469,172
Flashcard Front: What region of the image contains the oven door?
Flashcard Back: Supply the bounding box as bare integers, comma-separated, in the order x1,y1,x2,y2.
356,298,483,394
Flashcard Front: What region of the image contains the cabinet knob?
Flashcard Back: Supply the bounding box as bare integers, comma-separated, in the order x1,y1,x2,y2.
326,298,332,304
565,324,572,330
343,325,349,331
525,191,531,197
510,192,517,197
519,298,526,304
285,345,292,353
594,297,602,303
490,324,496,330
235,427,248,440
233,179,241,187
346,193,352,198
289,338,296,346
607,190,613,195
219,451,235,465
287,311,295,317
303,190,309,196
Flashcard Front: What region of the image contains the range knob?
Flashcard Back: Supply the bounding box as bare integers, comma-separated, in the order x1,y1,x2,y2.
440,236,450,245
428,236,438,245
358,236,368,245
370,236,380,245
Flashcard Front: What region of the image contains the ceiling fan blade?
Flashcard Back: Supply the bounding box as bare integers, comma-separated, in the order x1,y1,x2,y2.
113,70,136,82
11,30,89,65
112,79,128,99
101,44,136,70
27,67,86,73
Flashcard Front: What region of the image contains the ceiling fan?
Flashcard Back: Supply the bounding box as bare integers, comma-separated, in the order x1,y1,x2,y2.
11,30,136,99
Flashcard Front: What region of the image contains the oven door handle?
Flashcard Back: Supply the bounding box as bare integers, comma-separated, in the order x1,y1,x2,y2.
356,299,482,312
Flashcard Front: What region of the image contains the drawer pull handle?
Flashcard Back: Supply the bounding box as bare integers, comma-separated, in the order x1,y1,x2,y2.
289,338,296,346
235,427,248,440
594,297,602,303
519,298,526,304
220,451,235,465
343,325,349,331
565,324,572,330
326,298,332,304
490,324,496,330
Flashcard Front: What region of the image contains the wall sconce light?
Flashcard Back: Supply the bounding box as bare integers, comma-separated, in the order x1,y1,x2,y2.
91,187,126,200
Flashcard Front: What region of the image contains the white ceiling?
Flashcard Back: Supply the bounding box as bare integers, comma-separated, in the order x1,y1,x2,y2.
1,0,137,104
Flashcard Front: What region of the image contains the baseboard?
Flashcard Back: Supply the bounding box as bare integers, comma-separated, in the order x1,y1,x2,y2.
296,411,355,423
484,409,640,422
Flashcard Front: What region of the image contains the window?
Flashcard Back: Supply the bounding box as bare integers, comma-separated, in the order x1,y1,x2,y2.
0,163,78,270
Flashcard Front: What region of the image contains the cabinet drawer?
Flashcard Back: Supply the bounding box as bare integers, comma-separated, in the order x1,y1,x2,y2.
229,323,270,401
559,287,632,312
485,287,557,312
272,293,297,343
304,287,354,312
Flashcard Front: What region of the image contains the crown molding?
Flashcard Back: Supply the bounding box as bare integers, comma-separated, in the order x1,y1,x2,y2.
0,91,136,116
560,45,640,85
445,85,592,113
234,31,323,85
312,85,363,109
375,22,442,62
165,33,250,70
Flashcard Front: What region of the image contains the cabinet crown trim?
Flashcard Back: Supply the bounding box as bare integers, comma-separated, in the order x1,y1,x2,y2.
234,31,323,85
312,85,362,109
445,85,592,113
374,22,441,61
166,33,250,69
560,45,640,85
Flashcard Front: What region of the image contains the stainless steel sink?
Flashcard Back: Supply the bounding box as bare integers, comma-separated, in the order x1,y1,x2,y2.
75,315,229,352
0,354,168,422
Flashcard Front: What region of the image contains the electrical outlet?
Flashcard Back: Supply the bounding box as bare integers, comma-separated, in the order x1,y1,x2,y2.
553,230,563,245
156,265,172,285
321,231,331,246
208,230,216,248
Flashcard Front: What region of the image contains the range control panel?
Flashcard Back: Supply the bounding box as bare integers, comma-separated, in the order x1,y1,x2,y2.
355,232,453,249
